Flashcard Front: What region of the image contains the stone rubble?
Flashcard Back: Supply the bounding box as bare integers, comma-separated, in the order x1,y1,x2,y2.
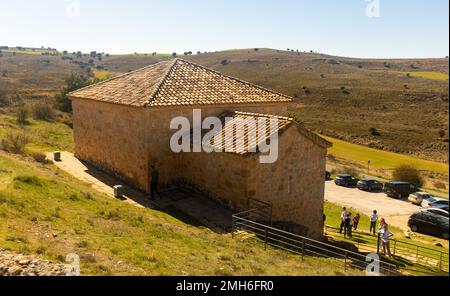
0,249,67,276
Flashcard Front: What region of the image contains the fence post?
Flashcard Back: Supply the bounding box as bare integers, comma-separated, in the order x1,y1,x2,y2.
439,252,443,270
344,251,348,271
264,227,268,250
231,216,235,239
416,245,419,262
301,239,305,261
377,233,380,255
393,240,397,255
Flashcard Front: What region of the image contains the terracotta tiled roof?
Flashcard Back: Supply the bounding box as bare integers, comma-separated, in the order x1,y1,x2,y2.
69,59,293,107
200,112,331,155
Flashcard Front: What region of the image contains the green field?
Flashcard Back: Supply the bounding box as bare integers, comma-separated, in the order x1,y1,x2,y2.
0,115,74,154
2,49,61,56
323,136,449,175
390,71,449,81
93,70,112,81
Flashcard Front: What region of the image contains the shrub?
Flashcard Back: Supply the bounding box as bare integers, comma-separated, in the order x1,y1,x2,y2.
340,167,359,177
220,59,230,66
30,152,51,164
32,102,56,121
1,132,29,154
16,107,29,125
392,165,423,188
433,181,446,190
369,127,381,136
14,175,42,186
327,154,336,161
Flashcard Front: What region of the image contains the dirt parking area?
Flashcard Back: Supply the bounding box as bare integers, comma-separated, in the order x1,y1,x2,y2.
325,181,421,232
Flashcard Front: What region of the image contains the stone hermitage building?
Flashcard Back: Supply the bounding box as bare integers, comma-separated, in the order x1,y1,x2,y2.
69,59,331,239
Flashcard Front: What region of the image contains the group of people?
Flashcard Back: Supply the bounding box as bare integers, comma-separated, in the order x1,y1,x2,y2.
338,207,361,238
339,208,394,257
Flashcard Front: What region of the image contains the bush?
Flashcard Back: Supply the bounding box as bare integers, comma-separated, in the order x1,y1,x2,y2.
32,102,56,121
16,107,29,125
340,166,359,177
14,175,43,186
30,152,51,164
392,165,423,188
1,132,29,154
369,127,381,136
433,181,447,190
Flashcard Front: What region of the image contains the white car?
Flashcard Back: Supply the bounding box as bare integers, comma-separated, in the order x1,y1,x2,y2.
422,196,446,208
408,192,433,205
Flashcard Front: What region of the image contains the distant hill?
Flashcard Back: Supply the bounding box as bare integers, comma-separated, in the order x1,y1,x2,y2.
0,48,448,162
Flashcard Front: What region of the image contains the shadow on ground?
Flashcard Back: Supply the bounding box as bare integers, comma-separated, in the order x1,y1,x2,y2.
80,160,233,234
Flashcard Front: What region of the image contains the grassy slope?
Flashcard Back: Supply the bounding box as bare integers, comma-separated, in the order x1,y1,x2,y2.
0,115,74,153
324,201,448,251
324,136,449,175
388,71,449,81
0,116,362,276
0,152,363,276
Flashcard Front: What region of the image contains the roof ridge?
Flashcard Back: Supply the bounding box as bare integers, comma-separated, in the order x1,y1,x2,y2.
172,59,293,101
234,111,293,121
143,59,179,107
69,60,174,97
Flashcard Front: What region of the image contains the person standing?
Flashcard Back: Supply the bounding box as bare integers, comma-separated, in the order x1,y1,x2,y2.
353,213,361,231
149,165,161,200
339,207,348,233
345,213,353,238
379,224,394,257
370,210,378,235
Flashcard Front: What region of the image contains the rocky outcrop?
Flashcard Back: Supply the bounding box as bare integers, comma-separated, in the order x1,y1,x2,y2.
0,249,67,276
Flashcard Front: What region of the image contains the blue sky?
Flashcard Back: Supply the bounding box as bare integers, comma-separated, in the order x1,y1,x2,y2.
0,0,448,58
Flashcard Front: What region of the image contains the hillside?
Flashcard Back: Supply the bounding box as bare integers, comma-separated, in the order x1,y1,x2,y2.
0,48,448,162
0,152,360,276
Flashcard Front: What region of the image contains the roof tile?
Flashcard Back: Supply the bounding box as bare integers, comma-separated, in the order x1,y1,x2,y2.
69,59,293,108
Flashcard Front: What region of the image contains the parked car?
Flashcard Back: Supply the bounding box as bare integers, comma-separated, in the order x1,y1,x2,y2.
428,199,449,210
384,181,417,199
334,174,358,187
357,179,384,192
408,211,449,239
421,196,442,208
422,208,449,218
408,192,434,205
325,171,332,181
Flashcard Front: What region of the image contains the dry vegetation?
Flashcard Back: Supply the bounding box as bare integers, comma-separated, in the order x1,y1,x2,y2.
0,48,447,162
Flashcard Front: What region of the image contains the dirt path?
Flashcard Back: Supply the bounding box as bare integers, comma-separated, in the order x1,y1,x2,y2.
324,181,420,231
46,152,232,232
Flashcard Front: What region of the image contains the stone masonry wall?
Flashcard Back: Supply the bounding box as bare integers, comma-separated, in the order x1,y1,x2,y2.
73,100,288,192
145,104,289,190
246,127,327,240
72,99,149,191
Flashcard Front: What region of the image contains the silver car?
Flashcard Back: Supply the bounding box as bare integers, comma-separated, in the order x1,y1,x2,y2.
408,192,433,205
422,196,446,208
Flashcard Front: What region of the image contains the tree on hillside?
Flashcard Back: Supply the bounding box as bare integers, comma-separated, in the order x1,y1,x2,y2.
392,165,424,188
55,74,92,113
